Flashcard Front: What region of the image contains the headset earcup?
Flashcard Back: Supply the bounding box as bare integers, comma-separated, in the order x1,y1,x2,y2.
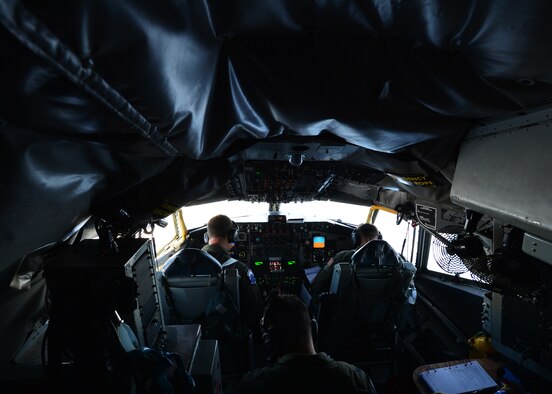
203,232,209,244
311,318,318,348
228,221,239,243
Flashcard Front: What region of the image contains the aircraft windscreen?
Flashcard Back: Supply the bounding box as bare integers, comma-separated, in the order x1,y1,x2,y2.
181,200,371,229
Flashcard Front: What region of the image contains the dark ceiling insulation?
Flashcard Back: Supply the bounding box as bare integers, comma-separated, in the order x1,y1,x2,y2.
2,0,552,272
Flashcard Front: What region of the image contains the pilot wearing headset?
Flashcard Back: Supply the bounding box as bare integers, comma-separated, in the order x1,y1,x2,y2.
202,214,263,330
310,223,380,303
238,294,376,394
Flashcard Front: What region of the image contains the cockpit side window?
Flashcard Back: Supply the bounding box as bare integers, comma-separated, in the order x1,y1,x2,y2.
425,234,474,280
153,212,184,265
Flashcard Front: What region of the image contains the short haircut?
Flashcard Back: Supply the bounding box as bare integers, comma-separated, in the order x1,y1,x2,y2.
262,294,311,354
207,214,233,238
357,223,379,241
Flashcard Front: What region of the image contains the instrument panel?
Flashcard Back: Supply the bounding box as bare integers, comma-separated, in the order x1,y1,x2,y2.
232,215,353,295
230,215,353,267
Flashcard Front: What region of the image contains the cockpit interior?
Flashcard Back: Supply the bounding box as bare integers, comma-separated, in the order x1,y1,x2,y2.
2,1,552,393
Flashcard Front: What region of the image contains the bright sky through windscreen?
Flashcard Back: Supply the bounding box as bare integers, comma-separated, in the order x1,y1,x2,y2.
181,200,371,229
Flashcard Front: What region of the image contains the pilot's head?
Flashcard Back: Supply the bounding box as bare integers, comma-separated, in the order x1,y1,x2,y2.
206,214,237,248
354,223,379,247
261,294,315,358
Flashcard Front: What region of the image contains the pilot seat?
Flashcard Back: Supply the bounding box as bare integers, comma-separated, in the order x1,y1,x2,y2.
161,248,248,374
317,240,416,371
162,248,240,321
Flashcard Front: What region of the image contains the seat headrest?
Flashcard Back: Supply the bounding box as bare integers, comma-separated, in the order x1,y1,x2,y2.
351,240,401,269
163,248,222,276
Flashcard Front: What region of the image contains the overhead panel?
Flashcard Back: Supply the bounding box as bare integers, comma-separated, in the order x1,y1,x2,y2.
225,161,385,203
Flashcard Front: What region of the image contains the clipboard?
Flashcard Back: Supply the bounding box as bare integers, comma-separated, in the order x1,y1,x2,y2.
419,360,498,394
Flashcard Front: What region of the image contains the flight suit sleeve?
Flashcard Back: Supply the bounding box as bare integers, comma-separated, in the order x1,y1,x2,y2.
344,364,378,394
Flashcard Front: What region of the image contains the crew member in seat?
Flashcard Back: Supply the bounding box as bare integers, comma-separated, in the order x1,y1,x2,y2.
238,294,376,394
310,223,379,301
202,214,263,331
